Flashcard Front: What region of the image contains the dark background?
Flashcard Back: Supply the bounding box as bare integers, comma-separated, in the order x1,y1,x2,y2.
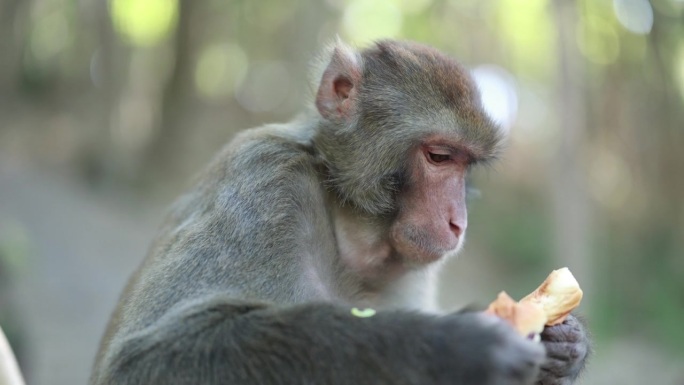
0,0,682,384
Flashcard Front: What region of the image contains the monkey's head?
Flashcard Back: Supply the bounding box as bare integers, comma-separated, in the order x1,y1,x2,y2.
313,39,504,263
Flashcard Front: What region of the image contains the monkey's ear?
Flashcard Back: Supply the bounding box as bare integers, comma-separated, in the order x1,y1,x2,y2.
315,42,362,121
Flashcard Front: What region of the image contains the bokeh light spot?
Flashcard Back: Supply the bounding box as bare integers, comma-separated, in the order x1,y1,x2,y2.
110,0,178,47
195,43,249,100
613,0,653,35
471,65,518,135
496,0,554,76
342,0,403,45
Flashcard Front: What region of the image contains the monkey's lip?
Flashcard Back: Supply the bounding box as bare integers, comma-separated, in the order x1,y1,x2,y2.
441,233,463,253
420,238,462,262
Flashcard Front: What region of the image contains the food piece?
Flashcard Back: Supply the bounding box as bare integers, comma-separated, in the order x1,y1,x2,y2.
485,291,547,338
520,267,583,326
485,267,583,337
0,325,26,385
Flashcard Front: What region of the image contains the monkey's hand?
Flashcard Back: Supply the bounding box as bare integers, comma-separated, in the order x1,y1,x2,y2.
535,314,590,385
457,313,546,385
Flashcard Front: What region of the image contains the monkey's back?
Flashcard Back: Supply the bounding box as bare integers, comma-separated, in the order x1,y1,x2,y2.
94,123,336,367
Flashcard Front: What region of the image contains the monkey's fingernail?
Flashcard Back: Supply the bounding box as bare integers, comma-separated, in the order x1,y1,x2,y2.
351,308,376,318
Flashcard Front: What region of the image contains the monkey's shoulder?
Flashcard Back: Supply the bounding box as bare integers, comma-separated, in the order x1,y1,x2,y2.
208,122,318,182
165,121,324,229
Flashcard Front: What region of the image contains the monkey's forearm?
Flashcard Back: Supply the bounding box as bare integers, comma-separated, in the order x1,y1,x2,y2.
94,295,496,385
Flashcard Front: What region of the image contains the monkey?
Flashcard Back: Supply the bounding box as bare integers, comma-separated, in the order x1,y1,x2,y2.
90,39,590,385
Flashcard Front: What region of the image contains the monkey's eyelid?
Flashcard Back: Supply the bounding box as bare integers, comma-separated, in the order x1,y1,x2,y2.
428,152,451,163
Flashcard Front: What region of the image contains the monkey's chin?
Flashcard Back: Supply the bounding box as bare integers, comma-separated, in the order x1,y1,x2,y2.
425,235,465,263
440,239,465,261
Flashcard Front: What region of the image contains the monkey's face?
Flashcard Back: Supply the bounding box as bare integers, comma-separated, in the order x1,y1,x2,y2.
389,136,472,264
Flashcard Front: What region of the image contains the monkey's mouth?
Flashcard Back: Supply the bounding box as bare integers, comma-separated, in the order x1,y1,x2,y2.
389,220,465,264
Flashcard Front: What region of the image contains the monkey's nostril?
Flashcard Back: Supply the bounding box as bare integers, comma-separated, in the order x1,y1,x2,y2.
449,222,463,238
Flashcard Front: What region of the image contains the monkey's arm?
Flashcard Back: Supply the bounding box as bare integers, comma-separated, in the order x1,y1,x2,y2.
94,294,542,385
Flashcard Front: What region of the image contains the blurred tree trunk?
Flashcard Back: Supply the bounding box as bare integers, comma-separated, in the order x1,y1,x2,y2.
647,20,684,246
0,0,25,99
144,0,198,181
143,0,331,185
550,0,593,310
82,0,122,185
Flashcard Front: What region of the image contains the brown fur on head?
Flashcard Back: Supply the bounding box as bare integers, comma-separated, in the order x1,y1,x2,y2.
312,39,504,217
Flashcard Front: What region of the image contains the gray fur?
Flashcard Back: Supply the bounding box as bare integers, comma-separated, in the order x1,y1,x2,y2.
90,40,588,385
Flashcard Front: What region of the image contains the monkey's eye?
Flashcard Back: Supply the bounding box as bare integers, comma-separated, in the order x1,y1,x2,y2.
428,153,450,163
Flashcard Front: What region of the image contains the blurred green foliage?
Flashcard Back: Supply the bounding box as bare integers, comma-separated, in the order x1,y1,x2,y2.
0,0,683,381
110,0,179,47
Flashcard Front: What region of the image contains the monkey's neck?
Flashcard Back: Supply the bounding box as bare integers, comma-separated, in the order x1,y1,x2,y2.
329,204,439,311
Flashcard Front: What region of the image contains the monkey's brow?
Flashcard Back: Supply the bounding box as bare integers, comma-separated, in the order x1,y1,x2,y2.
472,152,501,168
441,143,481,164
462,144,501,165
